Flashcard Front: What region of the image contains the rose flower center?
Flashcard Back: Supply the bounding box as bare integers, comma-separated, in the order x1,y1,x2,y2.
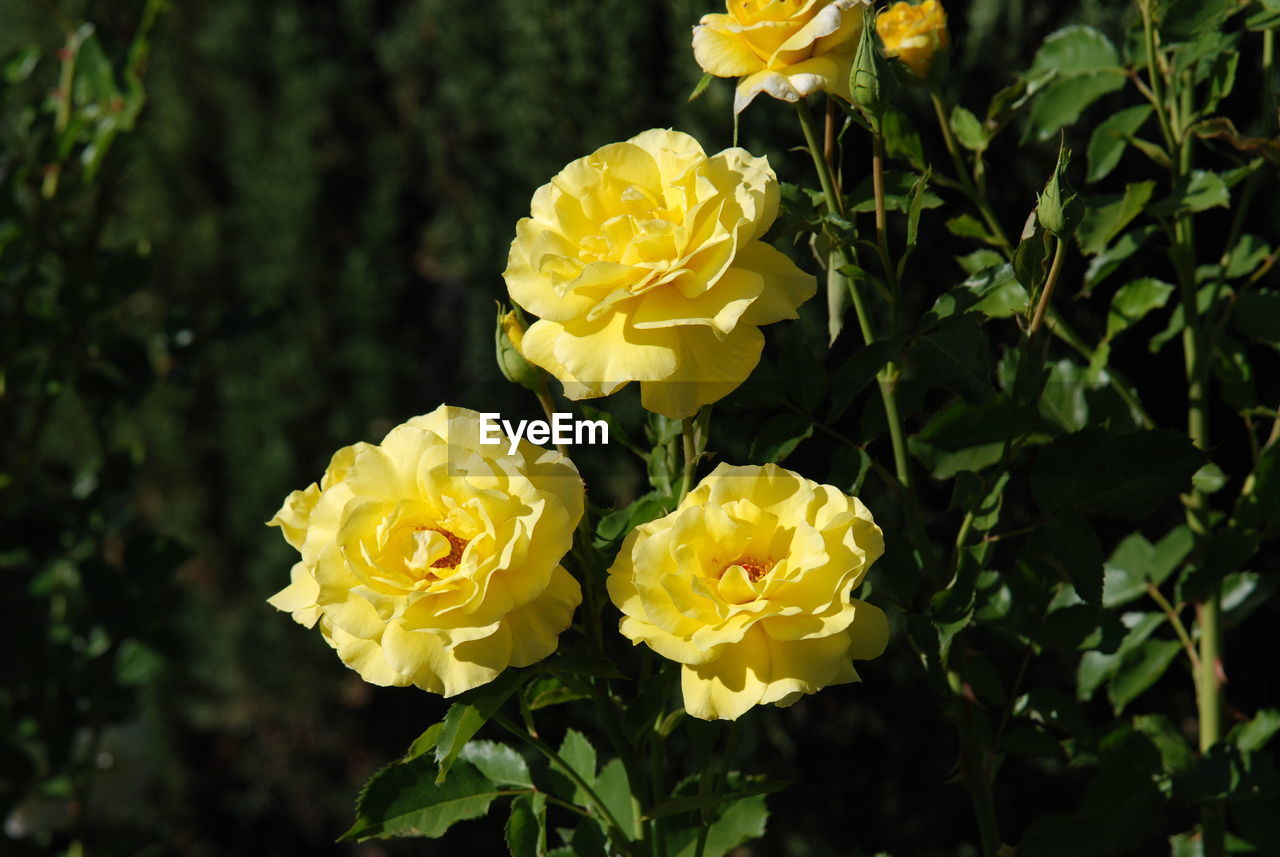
418,526,468,570
723,556,774,582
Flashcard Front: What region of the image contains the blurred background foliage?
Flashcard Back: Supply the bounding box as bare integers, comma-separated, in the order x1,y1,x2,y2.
1,1,1274,856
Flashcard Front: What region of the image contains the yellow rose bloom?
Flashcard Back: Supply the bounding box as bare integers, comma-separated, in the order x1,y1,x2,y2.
606,463,888,720
876,0,948,79
503,129,815,420
693,0,868,113
267,405,584,697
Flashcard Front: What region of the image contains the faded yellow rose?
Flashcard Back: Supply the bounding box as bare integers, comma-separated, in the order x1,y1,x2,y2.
606,463,887,720
692,0,867,114
503,129,814,420
876,0,948,79
267,405,584,697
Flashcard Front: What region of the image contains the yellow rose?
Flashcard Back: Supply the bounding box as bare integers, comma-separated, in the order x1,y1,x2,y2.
503,129,814,420
606,463,888,720
692,0,867,114
876,0,948,79
267,405,584,697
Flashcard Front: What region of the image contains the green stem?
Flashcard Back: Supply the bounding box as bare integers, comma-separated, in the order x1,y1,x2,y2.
949,670,1003,857
1146,583,1200,673
1162,60,1224,853
1028,238,1067,338
693,721,740,857
1139,0,1177,153
797,102,913,493
796,99,845,217
930,91,1012,251
1044,308,1155,428
678,416,699,505
494,714,636,855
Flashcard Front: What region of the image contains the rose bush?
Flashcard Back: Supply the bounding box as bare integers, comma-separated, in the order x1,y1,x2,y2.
267,405,584,696
606,463,888,720
692,0,867,113
503,128,814,419
876,0,948,79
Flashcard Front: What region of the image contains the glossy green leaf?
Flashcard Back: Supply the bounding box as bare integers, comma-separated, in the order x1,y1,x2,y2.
435,670,528,783
749,412,814,464
1150,170,1230,217
1024,26,1127,140
1032,429,1204,519
1109,638,1182,713
1077,182,1155,256
460,741,532,788
1086,105,1152,183
910,315,996,404
1106,278,1175,339
506,791,547,857
342,757,510,841
950,105,986,151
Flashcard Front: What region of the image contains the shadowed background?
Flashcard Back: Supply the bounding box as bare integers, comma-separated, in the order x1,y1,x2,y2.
4,2,1273,856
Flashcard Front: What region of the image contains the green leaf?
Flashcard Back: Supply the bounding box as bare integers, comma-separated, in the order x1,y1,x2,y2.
3,45,39,85
687,71,714,102
905,167,932,248
928,263,1028,321
506,792,547,857
1234,291,1280,345
646,779,785,819
1031,429,1205,520
1221,572,1278,627
1235,445,1280,530
1192,462,1228,494
669,792,769,857
594,759,635,839
882,107,926,169
908,399,1010,479
1085,225,1157,291
1106,277,1175,339
1177,528,1260,603
910,315,995,404
342,757,510,842
950,105,986,151
460,741,532,788
846,170,943,213
1024,26,1127,140
1103,533,1156,608
1021,686,1090,737
1229,710,1280,754
405,723,445,761
114,638,165,686
526,677,589,711
956,249,1006,274
1077,612,1166,701
1109,638,1182,713
1161,0,1244,40
749,412,814,464
1076,182,1156,256
946,212,998,244
1150,170,1230,217
557,728,598,808
1225,234,1271,279
1133,713,1196,774
435,670,528,783
827,338,900,422
1038,359,1090,433
1086,105,1152,183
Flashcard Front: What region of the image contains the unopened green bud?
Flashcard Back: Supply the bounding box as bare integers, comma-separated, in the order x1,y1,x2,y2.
495,305,541,390
1036,142,1083,238
850,6,894,131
